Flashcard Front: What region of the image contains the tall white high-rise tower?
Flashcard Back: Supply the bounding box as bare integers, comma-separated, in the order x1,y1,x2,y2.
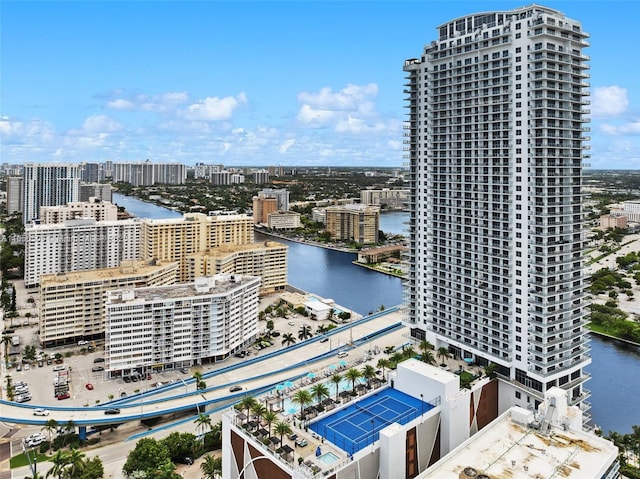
22,163,80,224
403,5,591,415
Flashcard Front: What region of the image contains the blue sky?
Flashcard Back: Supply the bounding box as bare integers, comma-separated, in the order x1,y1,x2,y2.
1,1,639,168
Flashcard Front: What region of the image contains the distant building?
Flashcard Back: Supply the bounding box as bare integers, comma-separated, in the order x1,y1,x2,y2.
79,183,112,202
268,211,301,230
360,188,409,209
39,197,118,224
357,245,408,264
105,274,260,376
311,207,326,224
253,170,269,184
80,162,104,183
210,171,231,186
185,241,288,295
230,173,245,184
39,260,178,347
612,200,640,222
252,196,277,225
24,218,141,287
6,176,23,214
141,213,254,282
23,163,80,224
325,204,380,244
258,188,289,211
112,161,186,186
600,214,627,230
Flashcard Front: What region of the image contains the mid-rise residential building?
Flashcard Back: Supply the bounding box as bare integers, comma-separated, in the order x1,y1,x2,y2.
325,204,380,244
252,170,269,184
39,260,178,347
403,5,591,416
39,197,118,224
185,241,288,295
80,162,104,183
311,207,327,224
24,218,141,287
599,214,627,230
79,182,112,202
6,176,23,214
360,188,409,210
141,213,254,282
268,211,301,230
210,171,231,185
252,196,277,225
105,274,260,376
112,161,186,186
258,188,289,211
194,163,224,179
22,163,80,224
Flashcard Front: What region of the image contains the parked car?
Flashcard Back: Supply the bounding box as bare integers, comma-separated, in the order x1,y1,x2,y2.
16,364,22,371
78,340,89,346
16,394,32,403
24,364,30,370
234,351,246,358
123,376,131,383
85,383,94,390
56,392,71,400
33,408,49,416
271,331,281,337
53,365,66,372
288,321,295,326
179,367,189,374
295,438,308,447
37,359,44,367
91,366,104,372
104,408,120,415
93,357,105,363
176,456,193,465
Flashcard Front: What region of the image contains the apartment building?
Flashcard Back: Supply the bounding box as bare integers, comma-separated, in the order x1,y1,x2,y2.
39,197,118,224
268,211,301,230
39,260,178,347
252,196,277,225
140,213,254,282
185,241,288,295
325,204,380,244
105,274,260,376
403,5,591,415
360,188,409,210
6,176,23,214
23,163,80,224
79,183,112,202
112,161,186,186
24,218,141,287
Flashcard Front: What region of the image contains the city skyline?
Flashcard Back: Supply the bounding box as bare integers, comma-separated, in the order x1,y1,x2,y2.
2,1,639,168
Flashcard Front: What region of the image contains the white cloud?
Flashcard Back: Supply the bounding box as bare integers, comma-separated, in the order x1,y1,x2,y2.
279,139,295,153
82,115,122,133
297,83,378,110
104,91,189,112
181,93,247,121
106,98,135,110
591,86,629,118
599,121,640,136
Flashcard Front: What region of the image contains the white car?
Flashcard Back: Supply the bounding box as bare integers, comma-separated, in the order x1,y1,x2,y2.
24,364,30,370
337,352,349,358
288,321,295,326
33,408,49,416
78,340,89,346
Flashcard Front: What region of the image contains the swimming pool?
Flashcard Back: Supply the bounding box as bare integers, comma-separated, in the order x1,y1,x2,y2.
317,451,339,465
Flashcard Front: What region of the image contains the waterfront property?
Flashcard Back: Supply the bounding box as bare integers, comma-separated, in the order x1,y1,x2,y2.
105,274,260,376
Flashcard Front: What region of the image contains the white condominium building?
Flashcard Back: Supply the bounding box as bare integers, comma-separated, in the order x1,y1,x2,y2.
23,163,80,224
403,5,591,415
39,260,178,348
39,197,118,224
111,161,186,186
25,218,141,287
141,213,254,282
105,274,260,376
360,188,409,209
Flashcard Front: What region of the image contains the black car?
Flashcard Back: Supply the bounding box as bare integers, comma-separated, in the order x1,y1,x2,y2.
104,408,120,415
93,357,104,363
91,366,104,372
123,376,131,383
229,385,243,392
319,337,329,343
176,457,193,465
271,331,281,337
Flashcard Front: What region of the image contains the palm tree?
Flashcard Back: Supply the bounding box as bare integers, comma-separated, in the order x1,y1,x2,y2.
238,396,257,424
420,349,436,365
376,358,391,381
325,309,335,322
310,383,330,407
274,420,292,447
42,418,59,453
200,454,223,479
194,413,212,441
361,364,376,389
263,410,277,437
193,371,206,390
345,368,362,395
47,450,70,479
437,347,450,366
316,324,328,335
418,339,433,357
298,325,312,341
291,389,313,421
62,420,76,446
403,345,416,359
66,448,86,478
251,402,267,426
330,373,343,401
1,335,11,366
281,333,296,347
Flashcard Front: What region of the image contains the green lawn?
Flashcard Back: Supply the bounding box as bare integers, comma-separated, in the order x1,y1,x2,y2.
10,451,49,468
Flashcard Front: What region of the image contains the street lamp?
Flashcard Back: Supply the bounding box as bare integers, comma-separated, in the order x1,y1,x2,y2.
420,393,424,417
370,419,375,453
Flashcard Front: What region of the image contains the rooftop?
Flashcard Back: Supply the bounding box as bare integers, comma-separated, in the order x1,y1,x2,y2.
420,406,618,479
40,260,177,286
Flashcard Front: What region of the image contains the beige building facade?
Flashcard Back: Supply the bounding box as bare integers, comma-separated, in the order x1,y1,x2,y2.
39,260,178,347
39,197,118,223
325,204,380,244
268,211,301,230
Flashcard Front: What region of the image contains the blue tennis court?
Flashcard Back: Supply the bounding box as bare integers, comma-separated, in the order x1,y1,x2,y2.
309,387,433,455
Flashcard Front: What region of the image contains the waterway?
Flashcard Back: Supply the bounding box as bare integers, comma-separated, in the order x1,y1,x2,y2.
111,194,640,434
